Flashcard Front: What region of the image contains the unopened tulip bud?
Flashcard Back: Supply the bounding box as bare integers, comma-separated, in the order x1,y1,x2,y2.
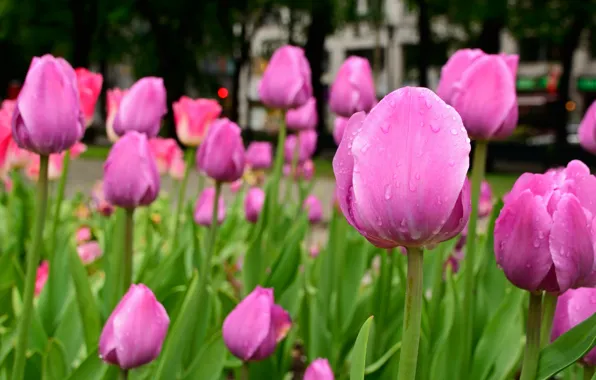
196,118,245,182
286,97,317,131
194,187,226,226
246,142,273,170
303,195,323,224
304,358,335,380
284,130,317,164
103,132,160,208
13,55,84,154
173,97,222,146
113,77,167,138
329,56,376,117
75,68,103,126
99,284,170,369
77,241,103,264
258,45,312,109
76,227,92,243
244,187,265,223
223,286,291,361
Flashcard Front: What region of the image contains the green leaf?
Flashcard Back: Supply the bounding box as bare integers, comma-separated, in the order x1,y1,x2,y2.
54,298,84,364
364,341,401,374
65,349,109,380
339,239,369,333
537,307,596,380
42,339,69,380
68,245,101,353
181,332,227,380
350,316,374,380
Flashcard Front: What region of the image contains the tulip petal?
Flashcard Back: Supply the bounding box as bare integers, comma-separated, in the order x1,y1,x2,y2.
492,100,518,139
436,49,484,103
434,179,471,242
579,101,596,154
494,190,553,291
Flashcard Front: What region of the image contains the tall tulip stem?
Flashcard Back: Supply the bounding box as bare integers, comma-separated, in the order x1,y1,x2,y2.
520,292,543,380
460,139,488,376
123,208,135,293
202,181,222,283
541,292,558,348
285,133,300,203
172,148,195,253
49,150,70,253
271,115,287,203
13,155,50,380
397,247,424,380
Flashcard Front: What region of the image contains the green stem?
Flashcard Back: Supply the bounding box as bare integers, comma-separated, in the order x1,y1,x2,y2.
284,133,300,203
201,182,222,283
397,247,424,380
12,155,50,380
541,292,558,348
49,150,70,253
584,366,595,380
520,292,543,380
460,140,488,377
123,208,135,294
119,369,129,380
172,148,195,253
270,115,286,210
242,362,249,380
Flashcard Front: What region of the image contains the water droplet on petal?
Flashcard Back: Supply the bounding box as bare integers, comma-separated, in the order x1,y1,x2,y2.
452,116,457,121
360,143,370,153
409,182,417,192
451,129,458,135
415,173,421,180
380,123,390,133
533,240,540,248
376,216,383,226
425,98,432,108
430,123,440,133
384,185,392,200
448,160,455,167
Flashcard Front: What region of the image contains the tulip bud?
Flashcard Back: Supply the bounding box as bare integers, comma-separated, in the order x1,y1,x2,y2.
244,187,265,223
12,55,84,155
169,151,186,180
333,116,348,145
301,160,315,181
194,187,226,226
77,241,103,264
35,261,49,296
303,195,323,224
304,358,335,380
113,77,167,138
552,288,596,366
329,56,376,117
76,227,92,243
438,50,519,140
494,160,596,293
75,68,103,127
173,96,222,147
478,180,493,218
106,88,128,142
258,45,312,109
148,138,180,175
579,100,596,154
223,286,291,361
286,97,318,130
333,87,471,248
230,179,243,193
196,118,245,182
99,284,170,369
92,181,115,216
246,142,273,170
284,130,317,164
103,132,160,208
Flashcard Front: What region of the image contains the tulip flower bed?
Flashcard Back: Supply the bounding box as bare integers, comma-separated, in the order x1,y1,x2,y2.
3,47,596,380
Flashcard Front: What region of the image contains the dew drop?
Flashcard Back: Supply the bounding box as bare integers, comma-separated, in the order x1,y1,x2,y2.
526,263,532,269
380,123,390,133
376,216,383,226
532,240,540,248
360,143,370,153
425,98,432,108
437,196,443,205
409,182,417,192
415,173,421,180
452,116,457,121
430,123,440,133
384,185,392,200
448,160,455,167
450,128,458,135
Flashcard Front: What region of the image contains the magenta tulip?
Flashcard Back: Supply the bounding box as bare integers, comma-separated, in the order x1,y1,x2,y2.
258,45,312,109
75,68,103,127
286,97,318,130
304,358,335,380
303,195,323,224
333,116,349,145
245,187,265,223
173,96,222,147
113,77,167,138
494,160,596,293
552,288,596,365
12,55,84,155
103,132,160,208
284,130,317,164
246,142,273,170
333,87,471,248
196,118,245,182
579,100,596,154
194,187,226,226
329,56,376,117
222,286,291,361
35,261,49,296
438,50,518,140
99,284,170,369
301,160,315,181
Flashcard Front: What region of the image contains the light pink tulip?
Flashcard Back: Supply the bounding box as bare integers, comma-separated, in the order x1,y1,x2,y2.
173,97,222,147
169,150,186,180
76,227,92,243
244,187,265,223
579,100,596,154
246,142,273,170
286,97,318,130
284,130,317,164
148,138,180,175
194,187,226,226
77,241,103,264
304,358,334,380
333,116,349,145
303,195,323,224
329,56,376,117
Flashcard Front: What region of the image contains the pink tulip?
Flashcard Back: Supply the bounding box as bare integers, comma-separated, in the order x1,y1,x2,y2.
194,187,226,226
99,284,170,369
113,77,167,138
169,150,186,180
438,50,518,140
309,244,321,259
148,138,180,175
244,187,265,223
92,181,115,216
286,97,318,130
76,227,92,243
75,68,103,126
0,100,31,172
329,56,376,117
579,100,596,154
333,87,471,248
246,142,273,170
196,118,245,182
35,261,49,296
230,178,243,193
304,358,334,380
223,286,291,361
1,175,12,192
284,130,317,164
106,88,128,142
173,97,222,147
77,241,103,264
552,288,596,365
333,116,349,145
13,55,84,154
478,180,493,217
258,45,312,109
303,195,323,224
494,160,596,293
300,160,315,181
104,132,160,208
